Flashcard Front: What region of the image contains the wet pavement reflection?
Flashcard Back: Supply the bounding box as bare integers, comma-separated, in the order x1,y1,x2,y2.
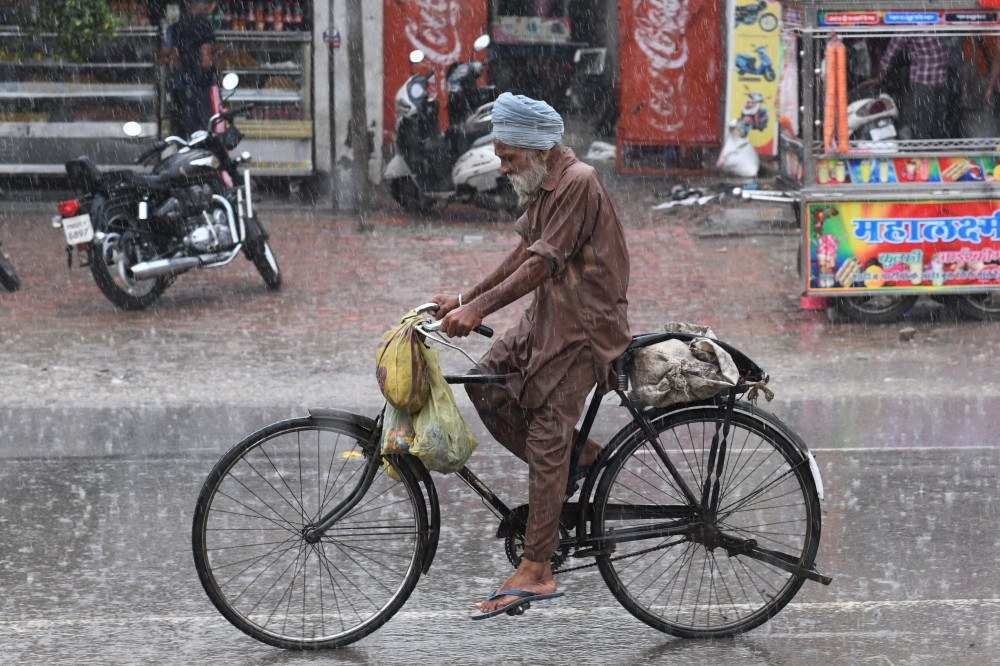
1,412,998,665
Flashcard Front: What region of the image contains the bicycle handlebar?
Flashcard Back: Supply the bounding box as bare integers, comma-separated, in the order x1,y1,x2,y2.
415,302,494,338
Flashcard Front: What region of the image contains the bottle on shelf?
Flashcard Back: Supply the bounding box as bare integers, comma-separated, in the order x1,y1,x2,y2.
223,0,235,29
284,1,294,29
273,1,284,32
254,1,266,32
264,1,275,31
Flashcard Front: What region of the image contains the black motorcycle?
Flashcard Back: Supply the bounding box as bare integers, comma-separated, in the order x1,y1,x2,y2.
0,240,20,292
54,73,280,310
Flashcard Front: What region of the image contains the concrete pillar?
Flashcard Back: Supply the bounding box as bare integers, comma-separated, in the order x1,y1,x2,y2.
328,0,383,210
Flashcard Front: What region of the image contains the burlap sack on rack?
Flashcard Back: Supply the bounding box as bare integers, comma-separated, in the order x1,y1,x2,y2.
628,323,740,408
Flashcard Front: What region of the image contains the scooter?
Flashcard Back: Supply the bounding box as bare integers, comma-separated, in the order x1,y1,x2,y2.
384,34,518,216
847,93,899,143
735,46,776,82
737,92,769,137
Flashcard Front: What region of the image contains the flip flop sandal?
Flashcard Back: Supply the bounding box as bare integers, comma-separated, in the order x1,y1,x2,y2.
470,588,565,620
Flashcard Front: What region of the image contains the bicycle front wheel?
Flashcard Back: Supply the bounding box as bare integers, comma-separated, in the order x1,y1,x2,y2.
593,405,821,638
192,417,427,649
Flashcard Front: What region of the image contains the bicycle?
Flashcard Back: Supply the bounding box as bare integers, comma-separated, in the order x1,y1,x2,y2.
192,303,832,649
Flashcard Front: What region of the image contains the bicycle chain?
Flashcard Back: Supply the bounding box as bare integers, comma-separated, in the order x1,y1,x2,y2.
553,537,687,576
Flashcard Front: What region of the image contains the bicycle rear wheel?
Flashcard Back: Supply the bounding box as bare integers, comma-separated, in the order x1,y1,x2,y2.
192,417,426,649
593,405,821,638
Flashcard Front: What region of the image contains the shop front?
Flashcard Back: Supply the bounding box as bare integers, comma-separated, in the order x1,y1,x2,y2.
778,0,1000,322
0,1,315,177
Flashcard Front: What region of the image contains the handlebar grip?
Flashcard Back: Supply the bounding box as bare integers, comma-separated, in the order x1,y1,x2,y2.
474,324,494,338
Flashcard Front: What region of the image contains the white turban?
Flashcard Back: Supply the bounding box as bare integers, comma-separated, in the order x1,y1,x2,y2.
491,92,564,150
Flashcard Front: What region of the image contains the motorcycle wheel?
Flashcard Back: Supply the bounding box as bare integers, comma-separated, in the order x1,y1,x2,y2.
245,234,282,291
764,68,776,82
0,246,20,292
389,177,433,216
759,12,779,32
88,196,169,310
833,295,918,324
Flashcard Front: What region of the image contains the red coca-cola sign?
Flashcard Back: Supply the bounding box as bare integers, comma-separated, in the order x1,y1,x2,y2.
383,1,488,143
402,0,462,65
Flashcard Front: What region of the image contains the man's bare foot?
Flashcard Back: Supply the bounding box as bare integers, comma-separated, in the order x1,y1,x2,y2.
477,559,557,613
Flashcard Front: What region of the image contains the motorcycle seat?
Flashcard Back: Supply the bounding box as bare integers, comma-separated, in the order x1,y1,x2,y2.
106,171,172,192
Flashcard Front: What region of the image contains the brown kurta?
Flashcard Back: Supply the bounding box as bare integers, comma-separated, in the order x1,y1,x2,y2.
498,146,631,409
468,146,630,562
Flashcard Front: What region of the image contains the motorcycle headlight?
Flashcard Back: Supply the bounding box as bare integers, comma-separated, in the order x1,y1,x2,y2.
408,81,426,100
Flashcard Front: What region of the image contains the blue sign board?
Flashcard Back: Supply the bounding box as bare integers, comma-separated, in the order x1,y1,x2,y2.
884,12,941,25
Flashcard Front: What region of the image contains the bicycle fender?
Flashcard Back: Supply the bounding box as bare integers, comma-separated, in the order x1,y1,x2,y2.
308,409,442,572
662,401,825,502
308,408,378,449
732,402,825,501
396,455,441,575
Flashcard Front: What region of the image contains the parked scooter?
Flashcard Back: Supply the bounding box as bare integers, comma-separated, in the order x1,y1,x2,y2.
0,240,20,292
735,46,776,82
737,91,769,137
54,73,280,310
847,93,899,143
384,34,517,216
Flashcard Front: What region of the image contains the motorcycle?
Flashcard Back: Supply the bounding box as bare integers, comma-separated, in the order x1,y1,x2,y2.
384,34,517,216
735,0,779,30
735,45,776,82
0,240,20,292
53,73,281,310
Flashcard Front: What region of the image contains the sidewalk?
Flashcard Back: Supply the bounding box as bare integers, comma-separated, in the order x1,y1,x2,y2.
1,178,998,457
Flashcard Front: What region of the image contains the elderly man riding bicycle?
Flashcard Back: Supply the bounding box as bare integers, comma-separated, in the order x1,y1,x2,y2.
433,92,631,619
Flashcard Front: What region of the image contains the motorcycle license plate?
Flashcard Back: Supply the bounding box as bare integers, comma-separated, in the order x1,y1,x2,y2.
61,214,93,245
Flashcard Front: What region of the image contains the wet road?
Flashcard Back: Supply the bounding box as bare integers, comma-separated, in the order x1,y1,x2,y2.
2,412,999,665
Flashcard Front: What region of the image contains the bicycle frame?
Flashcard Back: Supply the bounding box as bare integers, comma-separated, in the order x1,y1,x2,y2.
306,333,831,586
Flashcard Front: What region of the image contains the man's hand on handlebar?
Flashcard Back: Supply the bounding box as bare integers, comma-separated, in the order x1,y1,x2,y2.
430,294,460,319
440,302,484,338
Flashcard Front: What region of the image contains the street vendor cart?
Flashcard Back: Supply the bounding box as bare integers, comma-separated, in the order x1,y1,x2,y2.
775,0,1000,322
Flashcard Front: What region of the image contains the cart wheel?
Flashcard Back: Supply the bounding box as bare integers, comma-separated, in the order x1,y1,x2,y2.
833,295,918,324
953,293,1000,321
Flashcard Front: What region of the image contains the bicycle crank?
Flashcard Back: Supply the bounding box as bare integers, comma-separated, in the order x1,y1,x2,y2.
498,504,571,570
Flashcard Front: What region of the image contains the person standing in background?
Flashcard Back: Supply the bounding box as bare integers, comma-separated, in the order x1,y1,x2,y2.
867,35,950,140
162,0,219,137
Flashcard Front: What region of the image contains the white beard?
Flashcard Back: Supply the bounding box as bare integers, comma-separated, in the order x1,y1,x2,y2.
509,159,548,208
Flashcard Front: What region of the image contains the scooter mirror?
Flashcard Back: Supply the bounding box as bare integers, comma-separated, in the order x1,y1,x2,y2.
222,72,240,91
473,34,490,51
409,49,425,64
122,121,143,137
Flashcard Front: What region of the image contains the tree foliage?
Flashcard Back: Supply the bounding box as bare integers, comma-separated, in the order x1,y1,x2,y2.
26,0,119,62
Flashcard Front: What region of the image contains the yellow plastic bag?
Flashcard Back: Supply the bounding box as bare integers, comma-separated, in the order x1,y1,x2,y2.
375,310,430,414
409,343,477,473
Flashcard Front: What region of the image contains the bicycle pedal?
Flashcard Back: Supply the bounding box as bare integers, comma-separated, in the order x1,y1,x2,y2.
507,603,528,616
